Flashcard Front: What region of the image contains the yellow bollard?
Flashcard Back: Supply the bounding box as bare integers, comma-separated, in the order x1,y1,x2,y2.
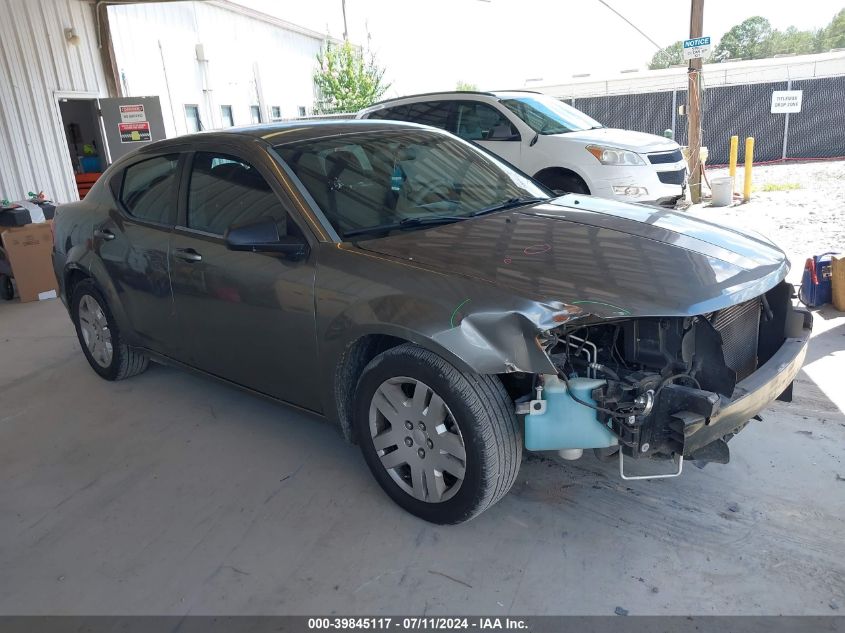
743,137,755,202
729,135,739,194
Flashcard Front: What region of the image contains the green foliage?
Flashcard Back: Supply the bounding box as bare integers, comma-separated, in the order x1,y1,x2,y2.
313,40,390,115
455,80,478,91
819,8,845,50
648,41,685,70
714,16,774,61
768,26,821,56
647,8,845,67
761,182,802,192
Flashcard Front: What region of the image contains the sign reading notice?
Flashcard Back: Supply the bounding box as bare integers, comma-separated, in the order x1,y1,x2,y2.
118,122,152,143
683,36,711,60
771,90,803,113
119,104,146,123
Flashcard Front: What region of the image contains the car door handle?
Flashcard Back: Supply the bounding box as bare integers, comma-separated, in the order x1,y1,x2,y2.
174,248,202,263
94,228,115,241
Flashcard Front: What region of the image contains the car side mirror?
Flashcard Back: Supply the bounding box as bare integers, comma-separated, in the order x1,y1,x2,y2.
225,218,307,260
487,125,521,141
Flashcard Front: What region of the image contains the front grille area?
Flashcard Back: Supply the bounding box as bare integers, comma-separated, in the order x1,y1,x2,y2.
647,149,684,164
657,169,687,185
709,298,762,382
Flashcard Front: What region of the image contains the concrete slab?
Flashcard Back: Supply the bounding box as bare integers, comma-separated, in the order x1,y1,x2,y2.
0,298,843,615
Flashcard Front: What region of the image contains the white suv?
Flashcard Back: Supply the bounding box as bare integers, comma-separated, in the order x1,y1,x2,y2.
357,91,687,206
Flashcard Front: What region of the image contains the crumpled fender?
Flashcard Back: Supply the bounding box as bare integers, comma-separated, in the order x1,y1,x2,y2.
431,310,558,375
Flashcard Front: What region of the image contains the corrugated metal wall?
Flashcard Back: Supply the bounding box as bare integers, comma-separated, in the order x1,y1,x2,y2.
108,1,325,137
0,0,107,203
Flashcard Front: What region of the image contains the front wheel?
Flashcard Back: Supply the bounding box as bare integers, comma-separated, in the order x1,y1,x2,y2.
354,344,521,524
539,171,590,195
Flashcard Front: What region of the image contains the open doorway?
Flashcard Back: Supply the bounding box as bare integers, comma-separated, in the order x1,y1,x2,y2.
58,98,108,199
57,96,166,199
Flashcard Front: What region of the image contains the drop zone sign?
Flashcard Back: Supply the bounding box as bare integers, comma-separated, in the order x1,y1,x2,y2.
683,36,711,60
771,90,803,113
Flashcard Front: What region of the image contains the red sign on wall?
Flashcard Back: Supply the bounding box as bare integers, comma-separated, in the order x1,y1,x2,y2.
118,122,151,143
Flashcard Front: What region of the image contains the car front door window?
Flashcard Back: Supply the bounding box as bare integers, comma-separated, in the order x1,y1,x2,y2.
454,102,518,141
187,152,289,235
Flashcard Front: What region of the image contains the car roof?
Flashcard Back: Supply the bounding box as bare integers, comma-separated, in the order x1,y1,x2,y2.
360,90,543,112
138,119,437,153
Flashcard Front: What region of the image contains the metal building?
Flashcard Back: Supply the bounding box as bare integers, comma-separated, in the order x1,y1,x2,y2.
0,0,331,204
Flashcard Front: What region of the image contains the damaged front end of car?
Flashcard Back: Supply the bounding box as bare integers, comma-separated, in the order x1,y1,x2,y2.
517,280,812,478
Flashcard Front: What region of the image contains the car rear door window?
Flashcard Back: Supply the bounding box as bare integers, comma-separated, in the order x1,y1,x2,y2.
119,154,180,225
366,105,410,121
187,152,288,236
406,101,453,131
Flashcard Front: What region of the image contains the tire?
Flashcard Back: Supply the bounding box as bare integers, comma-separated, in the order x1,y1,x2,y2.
0,275,13,300
353,343,521,524
71,279,149,381
538,170,590,195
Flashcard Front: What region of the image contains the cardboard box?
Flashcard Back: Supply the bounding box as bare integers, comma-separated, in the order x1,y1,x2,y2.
1,222,59,303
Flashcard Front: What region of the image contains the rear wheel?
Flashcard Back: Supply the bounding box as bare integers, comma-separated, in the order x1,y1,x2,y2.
0,275,13,300
71,279,149,381
354,344,521,524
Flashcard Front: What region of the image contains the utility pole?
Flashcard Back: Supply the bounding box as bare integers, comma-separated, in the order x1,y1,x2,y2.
341,0,349,41
687,0,704,203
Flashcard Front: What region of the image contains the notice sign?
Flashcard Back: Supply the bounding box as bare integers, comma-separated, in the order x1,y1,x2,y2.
118,121,151,143
683,36,711,60
771,90,803,113
119,104,146,123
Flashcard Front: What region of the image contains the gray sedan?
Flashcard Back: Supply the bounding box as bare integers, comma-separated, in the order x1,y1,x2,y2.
52,120,812,524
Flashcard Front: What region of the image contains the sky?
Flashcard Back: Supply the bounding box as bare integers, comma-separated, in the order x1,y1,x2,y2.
243,0,845,96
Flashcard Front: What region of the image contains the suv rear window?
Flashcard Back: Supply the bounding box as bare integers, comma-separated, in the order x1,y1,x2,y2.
119,155,180,224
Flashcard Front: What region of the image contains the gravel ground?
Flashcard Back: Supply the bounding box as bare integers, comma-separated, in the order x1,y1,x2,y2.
689,160,845,285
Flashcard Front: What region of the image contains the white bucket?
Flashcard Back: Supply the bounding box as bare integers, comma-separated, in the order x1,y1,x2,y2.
710,176,733,207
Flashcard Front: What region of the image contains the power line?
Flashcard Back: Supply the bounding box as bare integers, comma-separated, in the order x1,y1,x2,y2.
595,0,663,51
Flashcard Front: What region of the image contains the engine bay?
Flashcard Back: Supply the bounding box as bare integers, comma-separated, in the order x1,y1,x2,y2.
526,280,797,465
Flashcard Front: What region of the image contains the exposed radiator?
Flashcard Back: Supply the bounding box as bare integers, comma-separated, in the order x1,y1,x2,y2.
710,298,762,382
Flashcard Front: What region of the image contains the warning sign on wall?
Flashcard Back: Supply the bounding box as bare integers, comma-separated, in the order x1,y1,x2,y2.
118,122,152,143
119,104,146,123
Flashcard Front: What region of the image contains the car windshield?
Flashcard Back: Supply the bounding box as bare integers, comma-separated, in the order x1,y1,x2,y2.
274,129,549,239
500,94,603,135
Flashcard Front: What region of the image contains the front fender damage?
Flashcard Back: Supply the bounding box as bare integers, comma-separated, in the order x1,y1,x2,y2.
430,302,586,375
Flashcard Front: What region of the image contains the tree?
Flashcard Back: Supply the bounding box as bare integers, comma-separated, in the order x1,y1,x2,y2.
768,26,820,56
313,40,390,114
819,8,845,50
648,41,685,69
456,80,478,91
713,16,774,61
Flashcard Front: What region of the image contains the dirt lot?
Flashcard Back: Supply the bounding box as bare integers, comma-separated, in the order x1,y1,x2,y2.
693,159,845,286
0,161,843,616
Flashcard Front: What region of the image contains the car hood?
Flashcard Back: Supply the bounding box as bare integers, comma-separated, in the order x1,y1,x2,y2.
553,127,678,153
356,195,789,319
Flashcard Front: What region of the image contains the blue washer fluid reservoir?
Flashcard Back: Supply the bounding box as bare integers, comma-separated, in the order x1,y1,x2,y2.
524,376,619,451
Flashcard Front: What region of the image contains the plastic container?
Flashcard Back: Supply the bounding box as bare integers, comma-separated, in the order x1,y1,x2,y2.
524,376,619,451
710,176,733,207
80,156,102,173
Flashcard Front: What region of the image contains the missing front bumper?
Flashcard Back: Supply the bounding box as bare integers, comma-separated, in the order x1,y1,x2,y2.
661,306,812,460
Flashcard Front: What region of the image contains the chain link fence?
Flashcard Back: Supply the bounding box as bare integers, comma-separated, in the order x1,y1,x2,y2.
571,75,845,165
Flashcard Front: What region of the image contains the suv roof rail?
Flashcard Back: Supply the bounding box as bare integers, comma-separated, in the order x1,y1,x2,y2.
366,90,497,108
365,89,547,111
